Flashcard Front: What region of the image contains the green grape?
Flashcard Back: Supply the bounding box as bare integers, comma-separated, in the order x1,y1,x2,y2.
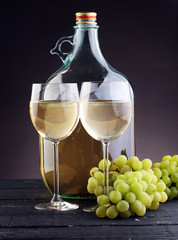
153,191,161,201
124,171,132,180
109,171,116,175
130,200,143,213
140,169,147,174
132,171,142,181
153,168,162,179
97,195,110,205
88,177,98,188
167,179,172,187
161,169,169,177
109,186,114,193
176,182,178,188
94,186,103,196
160,160,169,169
110,164,118,171
165,186,171,197
167,165,176,174
142,159,152,170
87,183,95,194
114,179,124,190
149,201,159,210
127,156,139,167
119,209,132,219
132,160,142,171
90,167,99,176
168,186,178,200
130,182,143,195
136,204,146,216
162,176,171,185
114,155,127,167
120,165,131,173
142,172,152,184
146,204,151,209
109,190,122,204
117,200,129,212
140,180,148,191
151,174,158,184
117,182,130,196
97,178,103,186
162,155,172,161
153,162,161,168
125,192,136,204
117,174,125,180
130,210,135,217
98,159,111,171
170,161,177,167
112,172,119,182
128,177,138,185
150,194,154,202
96,205,107,218
106,205,119,219
156,182,166,192
170,173,178,183
94,171,104,181
137,192,152,206
160,191,168,202
147,169,154,175
146,184,157,195
171,155,178,163
144,196,152,207
109,178,114,187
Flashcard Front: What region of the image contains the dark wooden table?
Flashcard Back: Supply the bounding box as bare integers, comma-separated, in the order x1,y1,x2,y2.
0,179,177,239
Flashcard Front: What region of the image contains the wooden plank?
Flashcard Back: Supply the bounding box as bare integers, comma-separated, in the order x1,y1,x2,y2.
0,225,178,239
0,189,51,200
0,199,177,227
0,179,45,189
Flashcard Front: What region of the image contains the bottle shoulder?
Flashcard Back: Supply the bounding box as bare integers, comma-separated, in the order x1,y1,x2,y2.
46,57,130,85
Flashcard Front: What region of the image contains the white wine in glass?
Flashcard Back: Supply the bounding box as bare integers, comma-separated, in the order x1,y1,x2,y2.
30,101,78,141
29,83,79,211
80,100,131,142
80,81,132,212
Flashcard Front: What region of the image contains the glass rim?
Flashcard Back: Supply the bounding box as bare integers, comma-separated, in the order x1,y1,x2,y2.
81,81,129,84
32,83,78,86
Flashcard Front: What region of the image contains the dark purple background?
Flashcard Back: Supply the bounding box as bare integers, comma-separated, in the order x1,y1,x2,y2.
1,0,177,179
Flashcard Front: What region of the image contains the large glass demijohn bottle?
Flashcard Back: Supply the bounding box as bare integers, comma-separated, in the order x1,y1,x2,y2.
39,12,135,198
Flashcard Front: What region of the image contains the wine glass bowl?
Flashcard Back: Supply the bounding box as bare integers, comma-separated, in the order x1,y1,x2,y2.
29,83,79,211
80,81,132,143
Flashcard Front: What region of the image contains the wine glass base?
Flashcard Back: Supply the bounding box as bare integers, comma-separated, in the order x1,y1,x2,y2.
35,201,79,211
83,204,99,212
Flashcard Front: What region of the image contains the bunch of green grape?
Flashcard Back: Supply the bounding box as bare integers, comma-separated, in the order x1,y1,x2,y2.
87,155,169,219
153,155,178,200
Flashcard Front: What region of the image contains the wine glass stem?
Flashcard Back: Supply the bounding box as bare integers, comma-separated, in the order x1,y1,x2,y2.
51,141,62,203
102,141,110,196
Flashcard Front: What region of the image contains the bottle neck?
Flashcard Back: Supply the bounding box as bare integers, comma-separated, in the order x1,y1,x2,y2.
72,25,106,65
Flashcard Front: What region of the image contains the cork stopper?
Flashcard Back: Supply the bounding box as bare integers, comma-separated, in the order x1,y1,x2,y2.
76,12,97,25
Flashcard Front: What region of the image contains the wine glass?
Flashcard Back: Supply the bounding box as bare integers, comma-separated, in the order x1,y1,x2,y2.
29,83,79,211
80,81,132,212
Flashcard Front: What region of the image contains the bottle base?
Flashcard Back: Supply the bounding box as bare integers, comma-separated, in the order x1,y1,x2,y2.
60,194,96,199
